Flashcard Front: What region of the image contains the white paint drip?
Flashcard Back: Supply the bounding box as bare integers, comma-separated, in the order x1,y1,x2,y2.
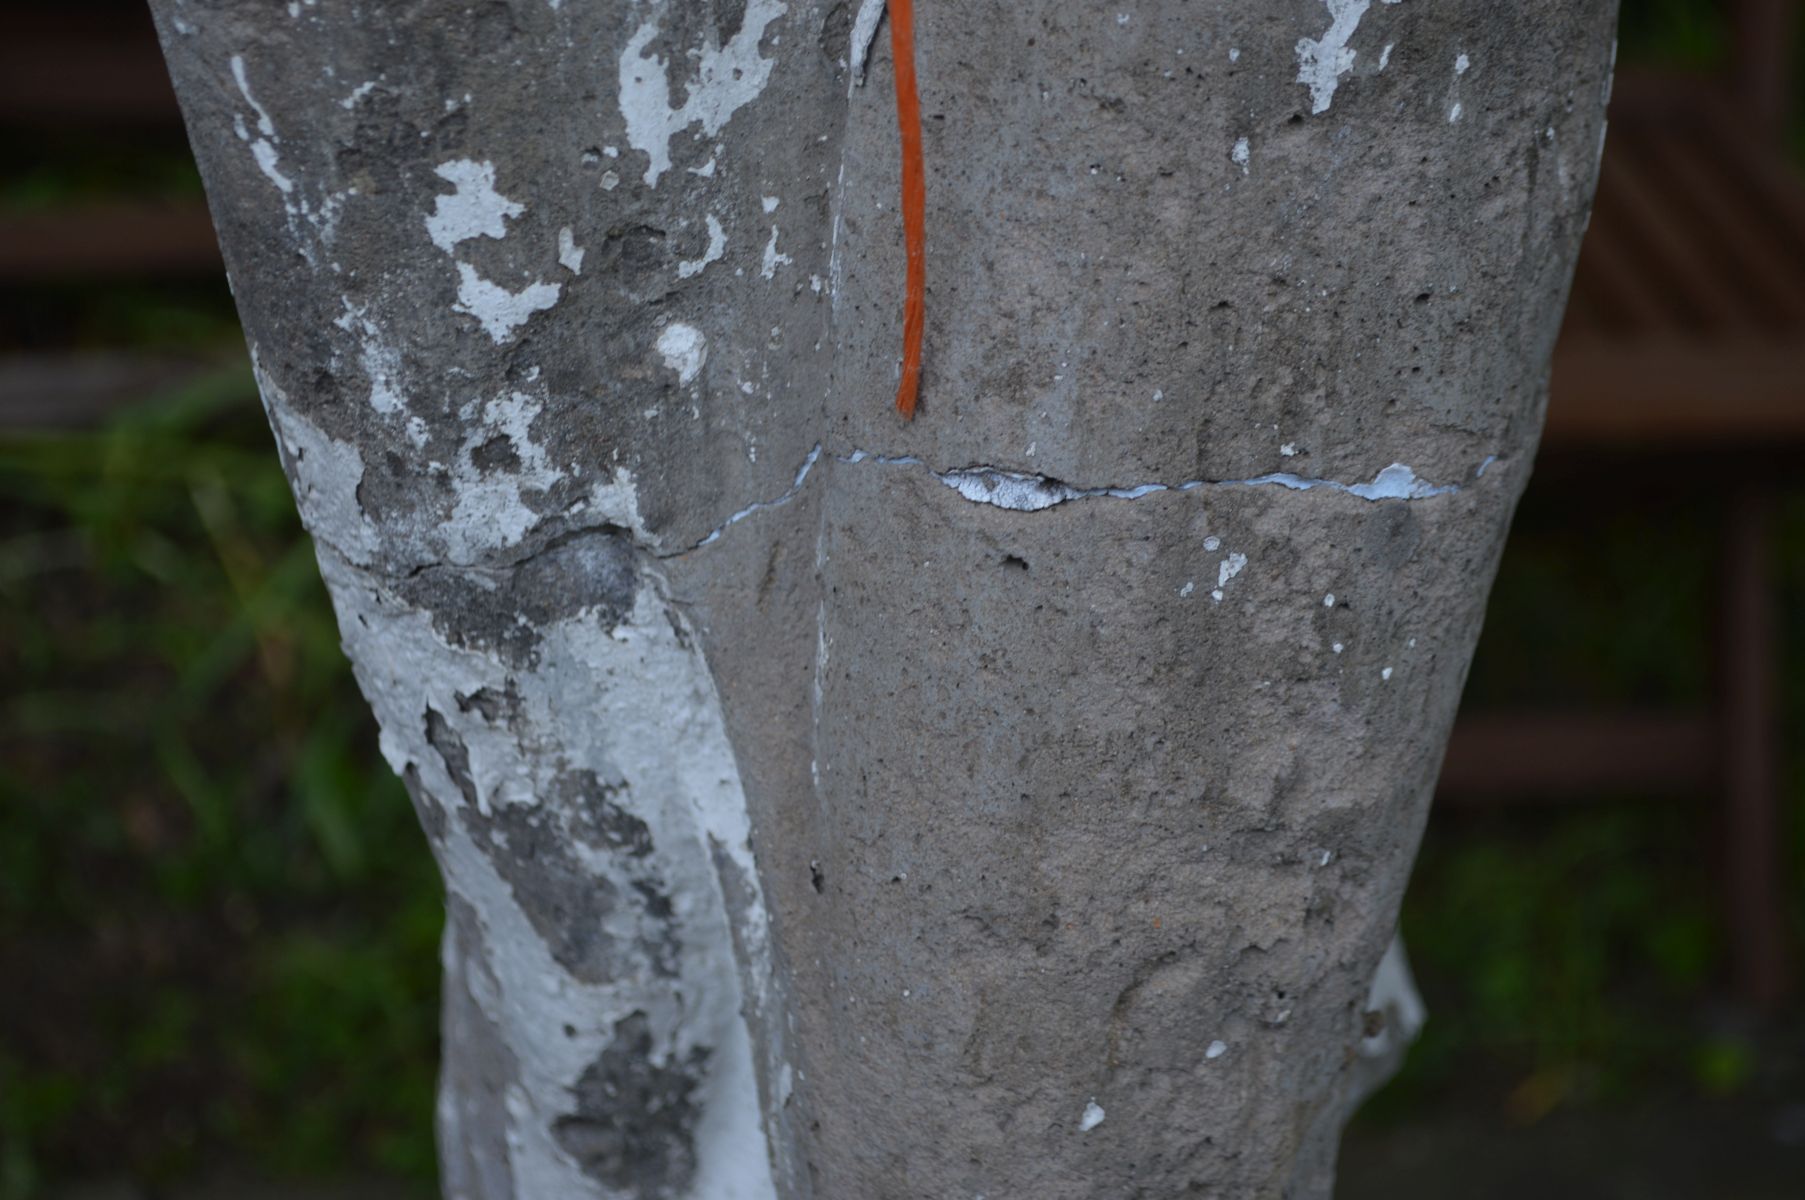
679,214,728,280
1296,0,1372,115
229,53,354,256
618,0,789,187
1079,1100,1107,1132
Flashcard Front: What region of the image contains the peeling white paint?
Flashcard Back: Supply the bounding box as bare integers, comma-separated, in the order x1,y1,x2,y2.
340,79,378,109
557,226,585,274
333,300,406,417
1231,137,1251,174
1296,0,1372,115
850,0,887,85
426,160,523,253
656,322,709,386
323,556,780,1200
619,0,789,187
760,226,792,279
1212,552,1248,604
1361,934,1427,1059
1079,1100,1106,1132
453,264,562,344
679,214,728,279
251,349,380,564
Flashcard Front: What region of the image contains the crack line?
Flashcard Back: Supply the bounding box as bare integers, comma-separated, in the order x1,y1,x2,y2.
668,446,1497,555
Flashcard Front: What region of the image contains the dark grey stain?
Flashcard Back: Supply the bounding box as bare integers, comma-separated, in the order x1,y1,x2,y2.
554,1011,709,1198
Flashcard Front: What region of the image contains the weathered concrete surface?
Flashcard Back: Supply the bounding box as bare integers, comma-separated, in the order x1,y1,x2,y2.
151,0,1616,1195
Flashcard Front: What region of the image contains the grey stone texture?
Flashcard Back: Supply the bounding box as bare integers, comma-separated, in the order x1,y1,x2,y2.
150,0,1616,1195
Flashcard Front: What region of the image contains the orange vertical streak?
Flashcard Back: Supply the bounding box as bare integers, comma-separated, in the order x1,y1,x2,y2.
890,0,925,419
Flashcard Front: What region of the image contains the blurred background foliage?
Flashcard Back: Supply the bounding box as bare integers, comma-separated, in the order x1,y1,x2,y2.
0,0,1801,1196
0,373,440,1197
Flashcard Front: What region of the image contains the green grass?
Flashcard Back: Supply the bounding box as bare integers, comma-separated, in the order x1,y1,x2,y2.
0,369,440,1196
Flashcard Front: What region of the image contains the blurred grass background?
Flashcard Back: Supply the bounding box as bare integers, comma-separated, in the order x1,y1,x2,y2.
0,0,1802,1196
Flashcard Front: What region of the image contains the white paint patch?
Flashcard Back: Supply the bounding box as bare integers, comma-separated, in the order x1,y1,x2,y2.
1381,666,1393,680
1231,137,1251,174
1448,101,1463,123
1179,581,1195,598
1361,934,1427,1059
1332,642,1344,653
557,226,585,274
618,0,789,187
762,195,780,214
760,226,792,279
1378,42,1393,70
678,214,728,279
443,391,568,563
325,563,780,1200
1079,1100,1107,1132
1454,52,1470,75
1212,552,1248,604
453,264,561,343
1280,442,1299,457
250,349,380,564
850,0,887,84
1296,0,1372,115
1206,1040,1228,1059
340,79,377,109
657,322,709,385
1228,47,1241,63
425,160,523,253
334,301,406,417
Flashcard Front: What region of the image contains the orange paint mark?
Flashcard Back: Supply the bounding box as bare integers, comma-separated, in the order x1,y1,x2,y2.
889,0,925,419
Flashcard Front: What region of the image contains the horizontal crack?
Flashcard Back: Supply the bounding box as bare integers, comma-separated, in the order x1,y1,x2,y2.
668,446,1496,555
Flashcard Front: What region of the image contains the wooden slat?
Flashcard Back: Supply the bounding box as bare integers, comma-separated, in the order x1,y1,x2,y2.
0,203,221,280
1599,133,1764,334
1546,340,1805,446
1637,125,1805,326
1719,485,1788,1010
0,10,179,125
1437,711,1715,803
